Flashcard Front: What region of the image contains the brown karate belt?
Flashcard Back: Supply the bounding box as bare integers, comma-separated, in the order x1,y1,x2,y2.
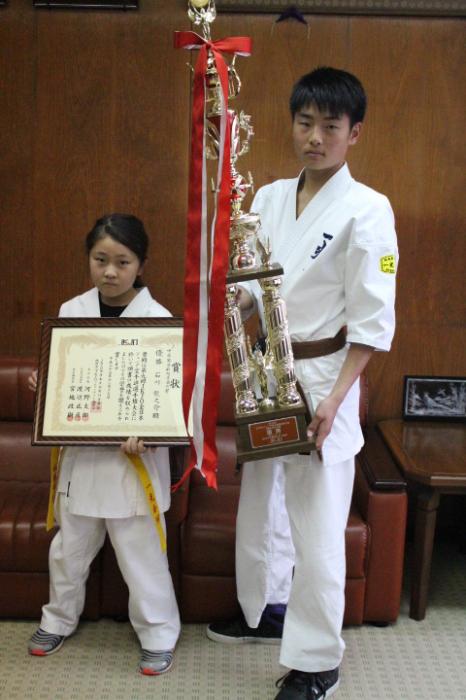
291,327,347,360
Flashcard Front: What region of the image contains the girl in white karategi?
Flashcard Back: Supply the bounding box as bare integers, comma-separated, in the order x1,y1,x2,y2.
27,213,180,675
207,68,398,700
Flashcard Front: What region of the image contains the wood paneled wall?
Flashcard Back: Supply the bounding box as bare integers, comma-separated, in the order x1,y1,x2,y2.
0,0,190,350
1,1,464,423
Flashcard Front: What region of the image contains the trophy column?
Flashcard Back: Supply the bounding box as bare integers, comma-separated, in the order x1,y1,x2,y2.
224,283,258,415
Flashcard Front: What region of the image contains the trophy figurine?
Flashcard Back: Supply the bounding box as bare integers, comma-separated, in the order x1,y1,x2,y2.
178,0,314,468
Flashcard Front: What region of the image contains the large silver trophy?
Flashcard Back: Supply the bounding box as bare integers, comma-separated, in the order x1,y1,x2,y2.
185,0,313,462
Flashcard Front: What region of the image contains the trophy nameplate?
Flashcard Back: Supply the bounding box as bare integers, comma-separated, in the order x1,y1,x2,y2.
236,403,312,463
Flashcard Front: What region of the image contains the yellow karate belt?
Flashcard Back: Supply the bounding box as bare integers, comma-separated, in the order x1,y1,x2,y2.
126,453,167,553
46,447,62,532
46,448,166,553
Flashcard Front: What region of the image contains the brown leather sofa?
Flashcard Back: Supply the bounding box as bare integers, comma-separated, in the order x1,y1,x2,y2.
0,356,407,626
0,356,189,621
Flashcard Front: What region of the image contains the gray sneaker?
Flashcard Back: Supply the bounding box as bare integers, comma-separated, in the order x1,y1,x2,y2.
139,649,174,675
28,628,65,656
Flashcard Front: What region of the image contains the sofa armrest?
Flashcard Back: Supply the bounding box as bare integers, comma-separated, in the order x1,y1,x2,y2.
354,426,406,526
358,426,406,491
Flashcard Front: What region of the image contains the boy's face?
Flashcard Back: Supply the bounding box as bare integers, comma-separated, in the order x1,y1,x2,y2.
292,103,361,177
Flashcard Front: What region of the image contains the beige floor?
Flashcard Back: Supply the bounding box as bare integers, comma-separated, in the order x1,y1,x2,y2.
0,541,465,700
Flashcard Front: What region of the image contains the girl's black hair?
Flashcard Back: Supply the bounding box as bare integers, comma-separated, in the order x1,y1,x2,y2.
290,67,367,127
86,213,148,288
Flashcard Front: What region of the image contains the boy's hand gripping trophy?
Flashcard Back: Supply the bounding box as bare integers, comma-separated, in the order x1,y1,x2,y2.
179,0,313,463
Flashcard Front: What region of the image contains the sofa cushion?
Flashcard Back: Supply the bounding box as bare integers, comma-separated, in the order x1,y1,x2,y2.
182,496,368,580
190,426,240,488
182,483,238,576
0,482,54,572
0,422,51,482
0,358,36,421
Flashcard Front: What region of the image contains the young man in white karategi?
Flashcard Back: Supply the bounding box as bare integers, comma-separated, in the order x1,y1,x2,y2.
207,67,398,699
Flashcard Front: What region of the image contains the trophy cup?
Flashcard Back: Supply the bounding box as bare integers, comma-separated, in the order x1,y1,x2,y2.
179,0,314,466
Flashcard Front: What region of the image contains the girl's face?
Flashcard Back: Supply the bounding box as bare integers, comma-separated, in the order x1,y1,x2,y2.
89,235,144,306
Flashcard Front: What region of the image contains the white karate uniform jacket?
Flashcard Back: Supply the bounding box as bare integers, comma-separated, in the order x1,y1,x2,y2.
246,162,398,464
56,286,172,517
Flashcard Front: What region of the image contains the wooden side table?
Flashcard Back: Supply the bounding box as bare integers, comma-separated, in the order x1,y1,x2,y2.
377,419,466,620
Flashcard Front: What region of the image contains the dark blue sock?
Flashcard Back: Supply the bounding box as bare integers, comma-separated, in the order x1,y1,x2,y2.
262,603,286,631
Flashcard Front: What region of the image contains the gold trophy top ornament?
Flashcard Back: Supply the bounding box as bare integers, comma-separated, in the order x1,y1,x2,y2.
188,0,216,40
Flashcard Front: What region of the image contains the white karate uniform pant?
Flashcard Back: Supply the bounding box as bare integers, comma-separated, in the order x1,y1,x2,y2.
236,453,354,672
40,495,180,651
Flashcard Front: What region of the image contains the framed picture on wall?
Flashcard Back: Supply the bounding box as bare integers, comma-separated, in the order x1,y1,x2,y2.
33,0,138,9
216,0,465,17
402,376,466,421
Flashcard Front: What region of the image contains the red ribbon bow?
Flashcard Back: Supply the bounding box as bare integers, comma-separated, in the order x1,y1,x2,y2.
174,31,252,490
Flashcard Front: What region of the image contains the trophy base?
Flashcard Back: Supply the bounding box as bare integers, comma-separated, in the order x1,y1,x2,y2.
227,262,283,284
235,402,315,463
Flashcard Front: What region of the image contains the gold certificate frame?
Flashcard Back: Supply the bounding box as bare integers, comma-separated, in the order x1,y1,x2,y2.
32,317,190,446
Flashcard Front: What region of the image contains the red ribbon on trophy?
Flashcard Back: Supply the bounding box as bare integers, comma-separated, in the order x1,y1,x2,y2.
174,31,252,489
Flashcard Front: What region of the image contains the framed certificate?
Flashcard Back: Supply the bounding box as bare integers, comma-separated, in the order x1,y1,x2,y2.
32,317,191,446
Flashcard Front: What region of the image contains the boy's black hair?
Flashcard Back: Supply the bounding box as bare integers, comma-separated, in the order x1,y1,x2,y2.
290,67,367,126
86,213,148,288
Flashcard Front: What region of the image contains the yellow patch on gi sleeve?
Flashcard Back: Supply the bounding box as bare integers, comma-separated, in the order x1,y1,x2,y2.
380,254,396,274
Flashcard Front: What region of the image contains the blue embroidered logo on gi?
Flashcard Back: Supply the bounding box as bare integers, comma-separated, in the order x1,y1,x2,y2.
311,233,333,259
